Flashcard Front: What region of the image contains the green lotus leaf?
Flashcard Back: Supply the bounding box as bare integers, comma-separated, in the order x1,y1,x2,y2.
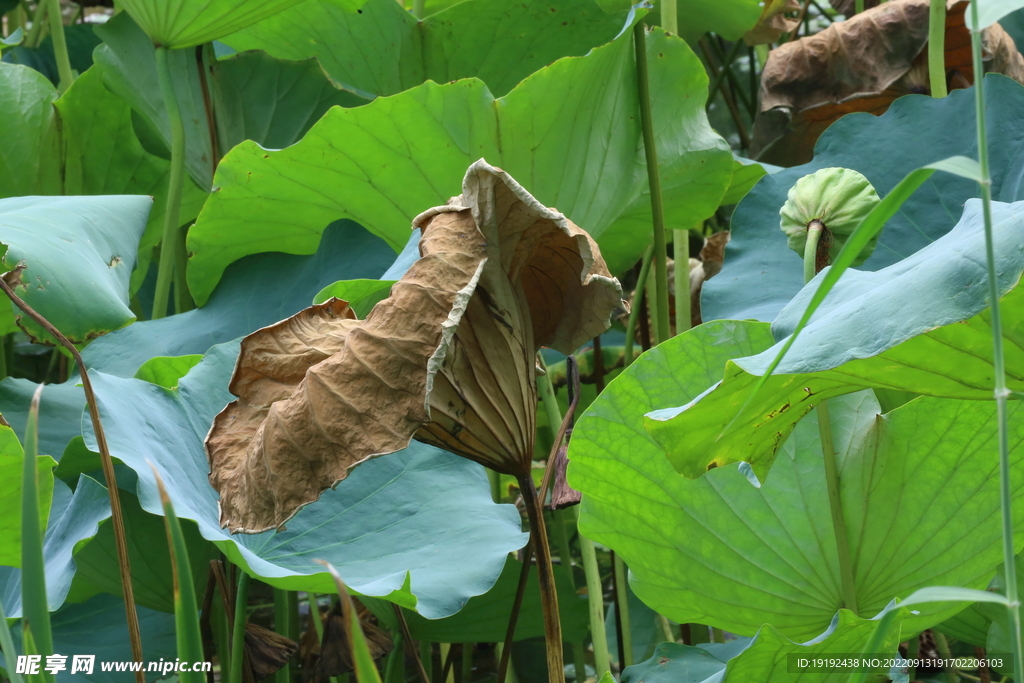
94,13,369,192
84,341,528,618
568,321,1024,639
93,14,216,191
82,220,398,378
0,380,85,465
647,198,1024,479
313,279,396,318
187,26,731,304
0,194,151,344
73,484,217,614
0,476,109,616
0,424,55,568
2,24,101,87
704,75,1024,323
622,609,907,682
0,63,60,198
224,0,630,98
779,167,881,268
0,62,208,303
134,355,203,389
115,0,321,49
8,593,177,683
639,0,762,42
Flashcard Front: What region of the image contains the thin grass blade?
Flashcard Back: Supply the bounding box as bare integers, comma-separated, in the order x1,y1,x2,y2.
20,384,53,679
150,463,205,683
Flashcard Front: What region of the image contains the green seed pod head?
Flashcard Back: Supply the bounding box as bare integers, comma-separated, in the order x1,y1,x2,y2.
779,167,881,268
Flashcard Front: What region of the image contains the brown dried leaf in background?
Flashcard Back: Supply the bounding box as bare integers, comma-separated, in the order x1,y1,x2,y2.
312,601,393,680
244,623,299,680
744,0,802,45
207,159,623,533
751,0,1024,166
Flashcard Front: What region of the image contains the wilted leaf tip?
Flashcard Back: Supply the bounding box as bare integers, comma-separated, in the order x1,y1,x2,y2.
207,159,623,534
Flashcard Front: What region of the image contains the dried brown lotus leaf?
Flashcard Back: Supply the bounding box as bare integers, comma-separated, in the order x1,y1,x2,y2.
207,159,623,533
751,0,1024,166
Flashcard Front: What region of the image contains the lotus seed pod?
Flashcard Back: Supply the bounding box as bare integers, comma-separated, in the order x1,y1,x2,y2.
779,167,881,270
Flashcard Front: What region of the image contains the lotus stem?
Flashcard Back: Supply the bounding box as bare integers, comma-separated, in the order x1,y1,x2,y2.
633,23,672,347
273,589,291,683
575,505,612,679
497,544,532,683
21,385,53,668
854,0,864,14
674,228,692,334
461,643,472,683
0,277,145,682
0,594,24,683
929,0,948,97
153,46,188,320
391,604,431,683
802,219,824,285
613,553,633,667
969,5,1023,680
624,245,655,369
44,0,73,93
412,0,425,19
816,400,858,614
229,571,250,683
518,477,565,683
24,0,45,48
801,236,858,615
661,0,677,33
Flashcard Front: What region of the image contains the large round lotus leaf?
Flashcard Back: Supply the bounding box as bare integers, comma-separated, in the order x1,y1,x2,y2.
187,27,732,304
621,609,905,682
0,194,151,344
114,0,325,49
84,342,528,619
224,0,631,98
647,198,1024,479
82,220,397,378
704,74,1024,323
568,321,1024,640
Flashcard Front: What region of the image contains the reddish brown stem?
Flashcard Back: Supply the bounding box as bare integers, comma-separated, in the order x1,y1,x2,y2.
518,476,564,683
0,276,145,683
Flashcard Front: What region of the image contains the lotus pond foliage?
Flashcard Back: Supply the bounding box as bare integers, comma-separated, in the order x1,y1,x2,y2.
0,0,1022,682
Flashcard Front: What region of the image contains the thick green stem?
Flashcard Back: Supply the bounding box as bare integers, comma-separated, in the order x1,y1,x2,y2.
412,0,425,19
803,220,824,285
273,589,291,683
519,478,565,683
674,228,691,335
152,46,187,320
928,0,948,97
24,0,46,48
44,0,73,92
624,245,655,369
613,554,633,667
229,572,250,683
816,401,858,615
803,237,858,615
575,506,611,679
554,510,586,683
661,0,677,33
970,7,1023,680
634,23,671,346
854,0,864,13
21,386,53,664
